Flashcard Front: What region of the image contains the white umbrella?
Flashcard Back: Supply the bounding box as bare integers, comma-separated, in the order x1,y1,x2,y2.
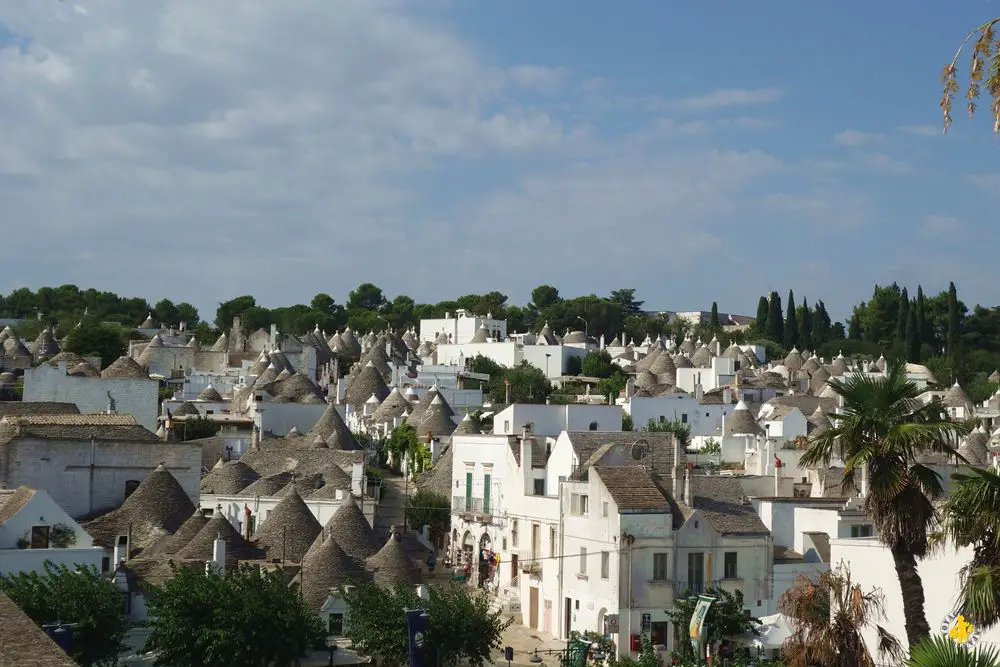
754,613,794,650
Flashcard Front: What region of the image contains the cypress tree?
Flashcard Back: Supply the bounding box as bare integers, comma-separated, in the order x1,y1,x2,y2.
798,297,812,350
948,281,960,362
784,289,798,348
766,291,784,343
848,310,863,340
710,302,720,329
905,306,920,363
916,285,927,343
813,300,831,345
896,287,909,342
755,296,769,335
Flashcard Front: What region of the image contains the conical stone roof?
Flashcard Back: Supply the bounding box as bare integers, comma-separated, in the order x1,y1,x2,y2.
784,348,804,372
809,367,831,395
691,346,713,369
307,402,361,451
673,354,693,369
148,509,209,556
340,328,362,358
177,513,261,562
366,528,421,586
200,460,260,495
958,427,990,466
210,332,229,352
373,387,410,422
724,401,763,436
943,382,973,409
253,488,322,562
452,412,481,435
300,535,369,610
415,395,457,438
343,362,390,410
634,346,661,372
239,473,293,498
197,385,224,402
406,385,442,426
326,495,380,562
101,355,148,379
807,405,832,436
801,356,821,374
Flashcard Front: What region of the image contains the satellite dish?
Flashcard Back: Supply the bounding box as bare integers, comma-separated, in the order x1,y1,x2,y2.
630,440,649,462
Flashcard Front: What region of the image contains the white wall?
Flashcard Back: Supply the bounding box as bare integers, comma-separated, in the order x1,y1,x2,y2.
253,401,330,437
23,364,160,432
628,395,733,438
522,345,588,379
0,547,104,576
420,312,508,345
4,439,202,518
0,490,103,576
765,561,828,615
205,490,374,536
493,404,623,437
830,538,1000,654
437,342,520,368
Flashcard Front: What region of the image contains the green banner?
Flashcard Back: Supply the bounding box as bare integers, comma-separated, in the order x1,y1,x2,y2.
689,595,716,662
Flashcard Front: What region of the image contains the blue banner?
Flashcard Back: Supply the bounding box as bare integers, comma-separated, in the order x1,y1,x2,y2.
406,609,429,667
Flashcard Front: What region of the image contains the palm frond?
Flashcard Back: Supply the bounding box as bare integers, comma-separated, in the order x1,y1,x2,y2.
906,634,1000,666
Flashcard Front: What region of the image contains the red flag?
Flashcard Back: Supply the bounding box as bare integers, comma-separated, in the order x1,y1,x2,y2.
774,455,783,468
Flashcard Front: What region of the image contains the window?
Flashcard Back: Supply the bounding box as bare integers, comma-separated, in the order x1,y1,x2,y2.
502,537,508,551
650,622,669,648
483,473,492,514
851,524,874,538
465,472,473,512
724,552,738,579
571,493,588,515
601,551,610,579
328,613,345,636
601,501,608,518
124,480,141,499
101,556,111,573
687,552,704,593
579,547,588,575
550,527,556,558
579,494,589,515
533,478,546,496
511,520,519,547
588,421,598,431
30,525,50,549
504,420,510,432
681,413,688,424
653,553,669,581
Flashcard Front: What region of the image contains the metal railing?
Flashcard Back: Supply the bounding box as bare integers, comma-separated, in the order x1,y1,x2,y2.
451,496,487,515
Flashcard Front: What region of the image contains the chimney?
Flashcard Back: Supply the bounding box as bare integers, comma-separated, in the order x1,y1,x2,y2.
671,436,683,501
269,323,277,349
352,462,364,496
212,534,226,576
521,427,534,494
683,465,692,505
179,321,187,332
430,438,442,463
113,535,128,566
774,458,780,496
723,386,733,404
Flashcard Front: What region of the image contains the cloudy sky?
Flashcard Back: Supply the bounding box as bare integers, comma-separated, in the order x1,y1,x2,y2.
0,1,996,321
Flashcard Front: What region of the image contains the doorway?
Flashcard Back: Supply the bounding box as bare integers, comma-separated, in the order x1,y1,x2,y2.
529,587,539,629
511,554,519,581
564,597,572,638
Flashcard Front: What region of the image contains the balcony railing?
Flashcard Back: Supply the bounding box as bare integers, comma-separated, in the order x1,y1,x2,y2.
520,556,542,574
452,496,491,516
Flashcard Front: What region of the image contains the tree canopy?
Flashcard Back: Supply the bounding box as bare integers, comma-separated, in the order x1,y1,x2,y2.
145,564,325,667
942,19,1000,135
0,562,129,667
343,582,510,667
665,586,758,663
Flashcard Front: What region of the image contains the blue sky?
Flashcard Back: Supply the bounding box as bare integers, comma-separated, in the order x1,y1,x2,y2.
0,1,995,323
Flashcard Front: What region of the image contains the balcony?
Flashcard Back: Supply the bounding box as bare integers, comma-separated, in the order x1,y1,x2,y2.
520,556,542,575
451,496,492,519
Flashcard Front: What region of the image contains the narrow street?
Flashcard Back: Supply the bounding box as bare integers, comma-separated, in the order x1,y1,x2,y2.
372,471,411,541
496,623,570,667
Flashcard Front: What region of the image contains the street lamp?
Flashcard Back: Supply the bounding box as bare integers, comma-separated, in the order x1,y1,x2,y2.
576,316,588,338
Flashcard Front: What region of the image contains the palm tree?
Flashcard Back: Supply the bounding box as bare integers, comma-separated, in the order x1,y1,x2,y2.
779,566,902,667
907,635,1000,667
800,360,970,649
941,466,1000,628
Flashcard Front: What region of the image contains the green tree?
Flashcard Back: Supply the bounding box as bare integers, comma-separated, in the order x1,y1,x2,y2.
63,321,128,368
779,567,901,667
813,300,833,346
531,285,561,310
799,361,970,649
643,417,691,446
565,356,583,376
906,634,1000,666
215,295,257,331
765,291,783,343
177,416,221,441
146,564,324,667
610,288,645,316
906,307,921,363
310,293,338,315
0,562,129,667
798,297,813,351
784,289,798,348
383,424,422,474
709,301,720,330
941,467,1000,630
347,283,387,311
176,302,199,327
665,587,758,663
948,281,962,371
897,287,910,342
405,489,451,543
916,285,928,343
754,296,769,335
343,583,510,667
582,350,615,378
153,299,180,328
467,356,552,405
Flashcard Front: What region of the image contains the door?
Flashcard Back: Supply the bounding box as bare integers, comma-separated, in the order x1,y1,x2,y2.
483,473,491,514
511,554,519,581
529,587,539,629
564,597,572,638
543,599,552,634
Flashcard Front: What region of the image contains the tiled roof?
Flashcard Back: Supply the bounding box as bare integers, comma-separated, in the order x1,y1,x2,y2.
593,466,669,511
563,432,684,478
0,486,36,527
689,476,770,535
0,413,159,447
0,592,79,667
0,402,79,418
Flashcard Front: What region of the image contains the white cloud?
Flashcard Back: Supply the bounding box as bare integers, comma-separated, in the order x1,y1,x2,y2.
833,129,885,147
672,87,784,112
920,214,964,237
897,124,941,137
857,152,914,175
